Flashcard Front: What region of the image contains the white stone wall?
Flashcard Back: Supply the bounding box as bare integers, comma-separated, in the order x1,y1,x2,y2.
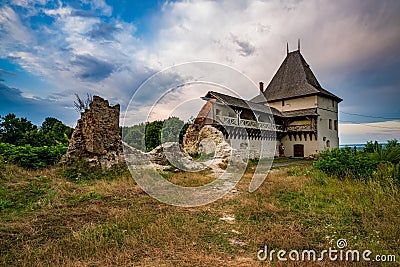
268,94,339,156
316,96,339,150
279,134,319,157
268,95,317,112
226,136,276,159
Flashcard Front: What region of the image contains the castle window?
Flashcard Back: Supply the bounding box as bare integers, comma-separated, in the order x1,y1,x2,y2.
334,120,338,131
328,119,332,130
326,140,330,148
282,100,285,106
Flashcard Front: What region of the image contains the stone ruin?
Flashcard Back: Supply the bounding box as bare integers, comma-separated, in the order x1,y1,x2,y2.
62,95,124,169
123,125,240,172
62,95,241,172
183,125,241,169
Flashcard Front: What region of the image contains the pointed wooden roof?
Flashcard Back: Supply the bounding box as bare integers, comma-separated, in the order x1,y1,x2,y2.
252,50,342,103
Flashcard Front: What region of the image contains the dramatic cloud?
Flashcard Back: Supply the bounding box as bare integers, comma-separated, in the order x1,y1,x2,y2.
86,22,120,40
0,0,399,141
70,54,117,82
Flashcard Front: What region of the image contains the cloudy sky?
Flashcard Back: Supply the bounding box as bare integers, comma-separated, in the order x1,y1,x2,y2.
0,0,399,144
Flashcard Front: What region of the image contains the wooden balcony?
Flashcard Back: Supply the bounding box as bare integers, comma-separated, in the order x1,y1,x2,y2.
213,115,315,132
285,124,315,132
215,115,282,131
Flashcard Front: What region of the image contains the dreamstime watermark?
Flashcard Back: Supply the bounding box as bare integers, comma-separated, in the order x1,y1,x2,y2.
257,238,397,263
122,62,275,207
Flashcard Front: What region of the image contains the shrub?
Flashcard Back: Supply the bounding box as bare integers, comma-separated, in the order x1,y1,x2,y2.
386,139,400,150
314,148,378,180
0,143,67,169
370,146,400,164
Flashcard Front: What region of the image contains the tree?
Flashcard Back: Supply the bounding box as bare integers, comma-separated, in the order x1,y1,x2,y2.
51,121,71,146
145,120,163,151
364,141,382,153
38,119,72,146
0,113,37,145
161,117,185,143
122,124,145,151
123,117,191,152
41,117,62,133
386,139,399,150
0,114,73,147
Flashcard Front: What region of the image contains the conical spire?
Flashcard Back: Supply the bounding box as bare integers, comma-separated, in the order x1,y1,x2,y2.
255,50,341,102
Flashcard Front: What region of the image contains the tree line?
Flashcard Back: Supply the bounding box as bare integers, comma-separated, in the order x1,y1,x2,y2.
0,114,73,147
122,117,190,152
0,114,73,168
0,113,191,168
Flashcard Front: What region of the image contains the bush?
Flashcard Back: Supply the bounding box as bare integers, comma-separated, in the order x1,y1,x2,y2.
370,146,400,164
314,148,378,180
0,143,67,169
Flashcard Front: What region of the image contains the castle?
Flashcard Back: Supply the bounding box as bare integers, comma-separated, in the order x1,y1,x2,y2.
187,47,342,158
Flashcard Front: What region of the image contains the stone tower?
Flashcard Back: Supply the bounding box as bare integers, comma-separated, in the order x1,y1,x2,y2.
63,96,124,169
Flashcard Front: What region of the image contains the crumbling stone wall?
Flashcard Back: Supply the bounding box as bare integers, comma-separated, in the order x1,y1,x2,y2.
183,125,236,169
182,124,203,154
62,96,124,169
183,125,225,154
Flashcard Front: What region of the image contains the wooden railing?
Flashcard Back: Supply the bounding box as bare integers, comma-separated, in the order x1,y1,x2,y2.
217,115,237,126
214,116,314,132
285,124,314,131
215,115,281,131
239,118,258,128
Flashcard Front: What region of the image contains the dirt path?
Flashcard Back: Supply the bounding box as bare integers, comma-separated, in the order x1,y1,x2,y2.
271,159,311,168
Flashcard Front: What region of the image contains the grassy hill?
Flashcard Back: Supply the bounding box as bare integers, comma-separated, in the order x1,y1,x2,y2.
0,161,399,266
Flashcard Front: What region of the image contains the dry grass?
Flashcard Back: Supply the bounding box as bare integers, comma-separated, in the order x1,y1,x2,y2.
0,162,399,266
162,169,216,187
